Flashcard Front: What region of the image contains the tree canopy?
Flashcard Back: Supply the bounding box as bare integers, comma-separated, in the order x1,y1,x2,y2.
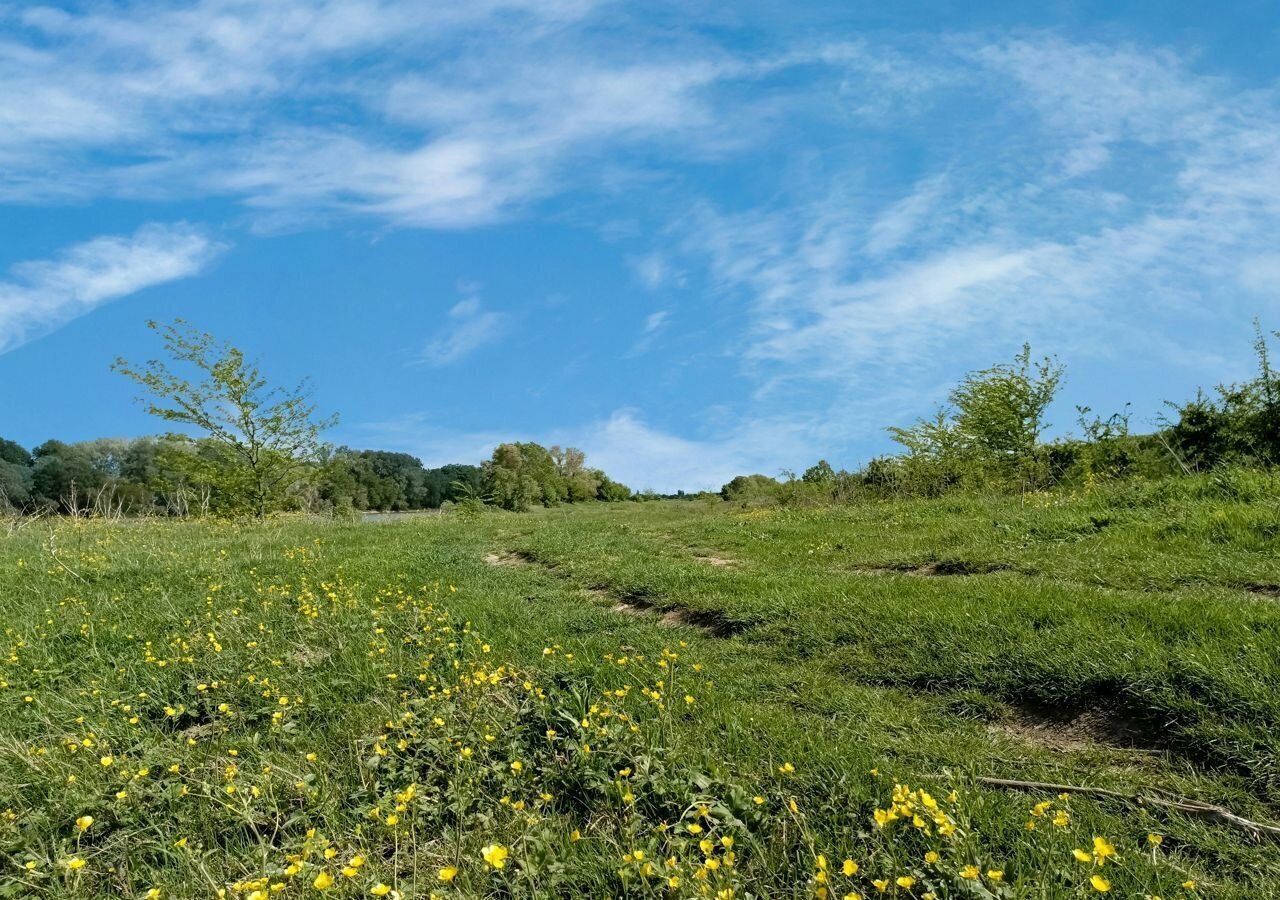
113,320,336,517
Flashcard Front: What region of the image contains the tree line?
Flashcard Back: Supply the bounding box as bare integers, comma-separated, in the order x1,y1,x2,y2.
0,321,632,518
8,317,1276,516
721,323,1280,504
0,437,633,517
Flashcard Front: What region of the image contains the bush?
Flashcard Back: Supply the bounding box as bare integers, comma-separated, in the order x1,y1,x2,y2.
719,474,782,505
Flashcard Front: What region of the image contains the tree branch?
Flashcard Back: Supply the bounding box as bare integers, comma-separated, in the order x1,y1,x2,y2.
943,775,1280,843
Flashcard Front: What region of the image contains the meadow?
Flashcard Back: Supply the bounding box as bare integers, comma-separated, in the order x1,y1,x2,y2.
3,474,1280,898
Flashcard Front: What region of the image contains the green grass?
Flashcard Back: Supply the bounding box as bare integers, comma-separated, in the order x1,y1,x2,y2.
2,476,1279,897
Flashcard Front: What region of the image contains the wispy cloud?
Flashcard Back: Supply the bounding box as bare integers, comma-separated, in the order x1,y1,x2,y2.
0,223,223,354
5,12,1280,480
0,1,766,226
572,409,813,492
419,285,508,366
0,4,926,229
628,252,683,290
351,406,817,492
657,34,1280,419
864,175,949,258
627,309,670,356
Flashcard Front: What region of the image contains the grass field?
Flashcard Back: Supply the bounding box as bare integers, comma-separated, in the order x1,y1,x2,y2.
3,476,1280,898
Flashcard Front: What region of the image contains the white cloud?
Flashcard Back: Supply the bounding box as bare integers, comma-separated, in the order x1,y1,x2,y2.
629,252,681,290
643,311,670,333
573,410,814,492
0,5,921,228
239,55,752,227
651,33,1280,420
0,223,223,354
350,407,820,493
1240,256,1280,295
745,242,1043,378
0,1,768,226
419,287,508,366
968,37,1210,176
864,175,948,257
626,308,671,356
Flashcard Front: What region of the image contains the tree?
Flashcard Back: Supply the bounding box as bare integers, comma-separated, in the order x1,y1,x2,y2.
551,445,601,501
113,320,336,518
719,474,780,503
802,459,836,484
423,463,483,507
890,345,1063,489
594,471,632,502
0,437,33,510
483,442,564,511
949,344,1063,467
30,440,105,511
1165,322,1280,470
0,437,30,467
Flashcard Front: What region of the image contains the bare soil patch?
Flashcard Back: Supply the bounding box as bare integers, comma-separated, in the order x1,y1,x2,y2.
487,549,749,637
483,550,535,568
1242,582,1280,598
853,560,1011,577
997,700,1166,754
695,555,737,568
593,587,747,637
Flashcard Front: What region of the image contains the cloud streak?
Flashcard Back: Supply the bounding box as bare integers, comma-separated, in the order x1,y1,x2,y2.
420,287,508,366
661,34,1280,417
0,1,755,226
350,407,818,493
4,13,1280,484
0,224,223,354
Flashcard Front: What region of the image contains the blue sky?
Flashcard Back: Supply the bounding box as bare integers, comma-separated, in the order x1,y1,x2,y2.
2,1,1279,491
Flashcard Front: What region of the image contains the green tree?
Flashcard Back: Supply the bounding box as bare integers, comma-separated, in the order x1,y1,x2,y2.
113,320,336,518
30,440,105,511
719,473,781,503
0,437,30,467
483,442,566,511
0,438,33,510
594,471,632,502
801,459,836,484
949,344,1064,467
890,345,1063,490
552,445,602,502
1166,322,1280,470
423,463,483,507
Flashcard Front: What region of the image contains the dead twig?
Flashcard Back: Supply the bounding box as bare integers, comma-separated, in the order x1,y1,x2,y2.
954,775,1280,843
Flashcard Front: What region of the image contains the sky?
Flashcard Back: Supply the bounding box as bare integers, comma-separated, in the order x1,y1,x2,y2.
2,1,1279,492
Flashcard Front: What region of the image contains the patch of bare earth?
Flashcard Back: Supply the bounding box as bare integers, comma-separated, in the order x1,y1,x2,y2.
997,701,1165,754
1242,582,1280,598
483,550,533,568
853,560,1010,577
487,549,747,637
695,555,737,568
585,587,745,637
